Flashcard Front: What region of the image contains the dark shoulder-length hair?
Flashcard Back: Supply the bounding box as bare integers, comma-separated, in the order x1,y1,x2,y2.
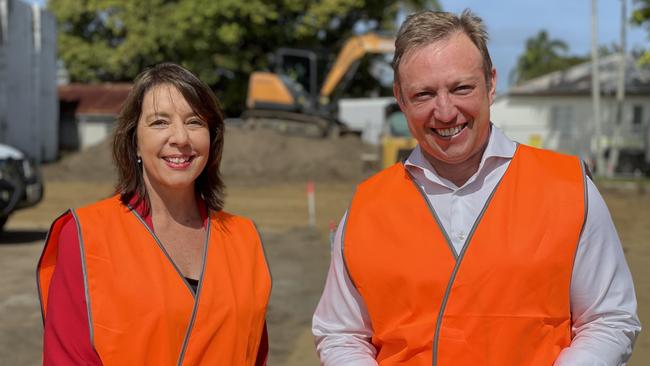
113,62,225,213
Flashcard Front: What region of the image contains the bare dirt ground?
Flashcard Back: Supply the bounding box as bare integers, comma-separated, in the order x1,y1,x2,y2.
598,183,650,365
2,155,649,365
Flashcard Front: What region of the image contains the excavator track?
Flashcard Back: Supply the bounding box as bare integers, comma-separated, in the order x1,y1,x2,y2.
240,110,343,138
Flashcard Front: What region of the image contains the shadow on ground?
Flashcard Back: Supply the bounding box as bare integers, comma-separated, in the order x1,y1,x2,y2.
0,230,47,244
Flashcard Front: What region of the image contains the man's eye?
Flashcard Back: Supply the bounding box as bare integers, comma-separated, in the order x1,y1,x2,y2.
455,85,474,94
413,91,432,100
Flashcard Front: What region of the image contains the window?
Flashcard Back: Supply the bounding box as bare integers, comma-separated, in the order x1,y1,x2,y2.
632,105,643,133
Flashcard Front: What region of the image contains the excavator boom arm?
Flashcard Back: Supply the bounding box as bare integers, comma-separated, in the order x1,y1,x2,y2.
319,33,395,99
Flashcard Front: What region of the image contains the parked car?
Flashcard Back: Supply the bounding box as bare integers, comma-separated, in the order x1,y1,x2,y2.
0,144,44,231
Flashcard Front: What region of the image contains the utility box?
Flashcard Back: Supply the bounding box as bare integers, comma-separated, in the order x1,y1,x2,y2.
0,0,58,162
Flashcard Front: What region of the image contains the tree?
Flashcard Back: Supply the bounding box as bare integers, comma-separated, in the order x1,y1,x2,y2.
49,0,439,114
632,0,650,64
511,30,587,85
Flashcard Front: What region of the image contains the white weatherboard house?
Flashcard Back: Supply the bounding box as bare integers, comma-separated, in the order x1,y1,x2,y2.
491,54,650,173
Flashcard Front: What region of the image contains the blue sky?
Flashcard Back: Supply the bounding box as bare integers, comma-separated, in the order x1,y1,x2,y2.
439,0,649,91
27,0,649,92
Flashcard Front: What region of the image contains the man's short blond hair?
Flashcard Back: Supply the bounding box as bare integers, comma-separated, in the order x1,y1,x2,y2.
392,9,493,89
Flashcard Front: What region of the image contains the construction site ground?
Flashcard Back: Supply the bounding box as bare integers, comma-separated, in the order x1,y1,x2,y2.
1,126,649,365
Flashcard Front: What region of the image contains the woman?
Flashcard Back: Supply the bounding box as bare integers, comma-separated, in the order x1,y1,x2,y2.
37,63,271,365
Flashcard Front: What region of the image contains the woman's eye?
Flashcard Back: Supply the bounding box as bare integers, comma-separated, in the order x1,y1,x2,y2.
188,118,207,127
150,119,167,126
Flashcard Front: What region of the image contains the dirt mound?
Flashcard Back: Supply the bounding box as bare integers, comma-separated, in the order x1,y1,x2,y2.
42,124,373,184
221,125,370,183
42,139,117,182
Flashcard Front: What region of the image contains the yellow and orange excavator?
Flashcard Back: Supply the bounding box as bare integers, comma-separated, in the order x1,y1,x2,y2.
381,103,418,169
243,33,395,137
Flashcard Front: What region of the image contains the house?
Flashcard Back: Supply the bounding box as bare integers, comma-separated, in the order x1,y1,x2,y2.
491,54,650,173
58,83,131,150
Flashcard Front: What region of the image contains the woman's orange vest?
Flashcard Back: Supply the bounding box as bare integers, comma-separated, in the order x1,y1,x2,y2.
344,145,586,365
38,196,271,365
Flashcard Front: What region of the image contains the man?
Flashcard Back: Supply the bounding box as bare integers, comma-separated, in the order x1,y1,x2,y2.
312,9,640,366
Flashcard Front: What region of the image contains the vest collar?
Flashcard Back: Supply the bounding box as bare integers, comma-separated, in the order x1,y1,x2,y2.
404,123,516,190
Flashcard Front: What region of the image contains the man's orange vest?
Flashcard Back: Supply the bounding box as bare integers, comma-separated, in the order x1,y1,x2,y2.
344,145,586,365
38,196,271,365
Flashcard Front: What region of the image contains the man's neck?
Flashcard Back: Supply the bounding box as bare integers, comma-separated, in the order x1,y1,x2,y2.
425,140,489,188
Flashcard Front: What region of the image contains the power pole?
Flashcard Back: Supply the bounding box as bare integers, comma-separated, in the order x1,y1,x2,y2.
591,0,605,176
606,0,627,177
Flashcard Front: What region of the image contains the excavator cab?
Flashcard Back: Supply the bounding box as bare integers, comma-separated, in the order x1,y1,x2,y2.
244,33,395,137
246,48,319,113
381,103,418,169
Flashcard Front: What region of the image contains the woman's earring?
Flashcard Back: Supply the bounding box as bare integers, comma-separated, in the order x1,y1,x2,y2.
137,156,142,164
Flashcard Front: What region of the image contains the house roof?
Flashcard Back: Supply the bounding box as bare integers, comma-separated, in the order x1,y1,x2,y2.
508,54,650,96
58,83,132,116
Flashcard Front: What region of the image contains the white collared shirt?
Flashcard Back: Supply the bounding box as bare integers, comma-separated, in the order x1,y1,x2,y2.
313,125,641,366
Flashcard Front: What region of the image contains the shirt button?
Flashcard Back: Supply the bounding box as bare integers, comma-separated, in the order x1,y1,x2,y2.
458,232,466,241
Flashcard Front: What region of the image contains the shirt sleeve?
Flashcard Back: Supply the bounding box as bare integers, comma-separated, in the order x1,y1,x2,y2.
43,213,102,365
554,178,641,366
312,212,378,366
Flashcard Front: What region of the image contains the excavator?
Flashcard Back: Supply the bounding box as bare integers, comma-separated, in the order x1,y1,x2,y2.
242,33,395,137
380,103,417,169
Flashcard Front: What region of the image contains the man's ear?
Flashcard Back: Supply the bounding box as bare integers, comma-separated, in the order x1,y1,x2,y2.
488,68,497,105
393,81,404,110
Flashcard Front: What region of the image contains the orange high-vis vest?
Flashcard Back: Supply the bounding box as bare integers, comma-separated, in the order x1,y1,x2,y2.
344,145,586,366
37,196,271,365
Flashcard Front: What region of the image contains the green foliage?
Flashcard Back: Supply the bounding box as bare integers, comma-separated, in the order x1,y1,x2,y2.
632,0,650,25
512,2,650,85
511,30,587,85
49,0,439,114
632,0,650,64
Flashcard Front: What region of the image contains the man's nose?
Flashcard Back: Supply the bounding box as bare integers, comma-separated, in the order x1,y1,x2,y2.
432,93,458,123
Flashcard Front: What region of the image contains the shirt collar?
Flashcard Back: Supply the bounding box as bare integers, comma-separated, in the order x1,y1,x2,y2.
404,123,517,188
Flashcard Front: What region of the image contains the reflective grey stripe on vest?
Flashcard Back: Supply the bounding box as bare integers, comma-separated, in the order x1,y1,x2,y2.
129,208,198,296
405,160,513,366
252,220,274,303
71,209,96,351
36,210,72,324
568,160,589,307
128,208,211,366
176,216,212,366
405,169,458,260
340,208,361,290
578,162,589,248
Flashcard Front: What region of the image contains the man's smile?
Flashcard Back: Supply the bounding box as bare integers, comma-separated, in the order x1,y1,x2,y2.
432,123,468,138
